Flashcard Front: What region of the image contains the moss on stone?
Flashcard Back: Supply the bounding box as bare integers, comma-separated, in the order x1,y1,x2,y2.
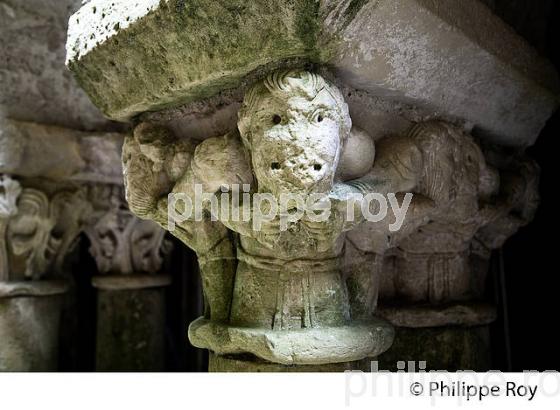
295,0,321,55
67,0,338,121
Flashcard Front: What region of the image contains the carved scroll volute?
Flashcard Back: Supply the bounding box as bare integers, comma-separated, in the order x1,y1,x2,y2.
0,175,22,281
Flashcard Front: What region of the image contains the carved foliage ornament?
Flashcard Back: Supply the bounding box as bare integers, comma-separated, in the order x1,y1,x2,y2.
1,184,91,281
85,185,172,275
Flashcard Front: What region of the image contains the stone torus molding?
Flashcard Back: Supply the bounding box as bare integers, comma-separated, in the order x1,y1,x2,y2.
67,0,559,372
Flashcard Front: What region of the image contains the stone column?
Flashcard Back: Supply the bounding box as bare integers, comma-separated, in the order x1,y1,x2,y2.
0,175,88,371
345,126,541,371
85,185,173,371
0,119,126,371
66,0,558,372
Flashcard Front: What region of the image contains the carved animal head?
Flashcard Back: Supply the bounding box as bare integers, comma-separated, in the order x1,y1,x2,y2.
238,70,351,198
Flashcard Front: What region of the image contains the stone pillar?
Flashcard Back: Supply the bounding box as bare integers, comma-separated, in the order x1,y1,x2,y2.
346,126,542,371
0,119,126,371
85,185,173,371
0,280,68,371
92,275,171,371
0,175,88,371
66,0,558,372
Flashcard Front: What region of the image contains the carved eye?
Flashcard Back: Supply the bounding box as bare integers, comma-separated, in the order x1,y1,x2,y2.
313,164,322,171
272,115,282,125
311,111,325,123
271,162,281,170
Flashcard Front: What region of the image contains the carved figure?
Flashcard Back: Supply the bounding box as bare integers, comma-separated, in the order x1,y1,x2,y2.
123,70,530,365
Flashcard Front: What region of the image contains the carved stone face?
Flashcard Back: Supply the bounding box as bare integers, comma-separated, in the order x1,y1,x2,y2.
239,71,351,198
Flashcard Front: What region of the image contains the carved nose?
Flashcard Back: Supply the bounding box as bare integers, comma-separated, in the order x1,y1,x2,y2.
270,159,326,188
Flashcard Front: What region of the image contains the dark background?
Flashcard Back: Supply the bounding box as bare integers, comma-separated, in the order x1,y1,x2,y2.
480,0,560,372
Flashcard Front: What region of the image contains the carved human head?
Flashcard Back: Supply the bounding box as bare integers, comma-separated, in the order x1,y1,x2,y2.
238,70,351,198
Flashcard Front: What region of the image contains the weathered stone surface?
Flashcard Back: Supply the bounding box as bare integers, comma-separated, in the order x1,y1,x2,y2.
67,0,558,145
0,175,82,372
0,280,68,298
92,274,172,291
85,185,173,275
118,69,544,372
378,326,492,371
67,0,331,121
94,280,167,371
190,317,394,366
209,353,370,372
0,119,124,184
376,303,497,328
327,0,559,146
1,184,92,281
122,70,402,370
0,284,67,371
0,0,117,130
83,184,172,371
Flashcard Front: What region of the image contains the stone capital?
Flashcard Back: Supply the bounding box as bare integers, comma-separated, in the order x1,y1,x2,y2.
1,184,92,282
84,184,173,276
66,0,557,372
